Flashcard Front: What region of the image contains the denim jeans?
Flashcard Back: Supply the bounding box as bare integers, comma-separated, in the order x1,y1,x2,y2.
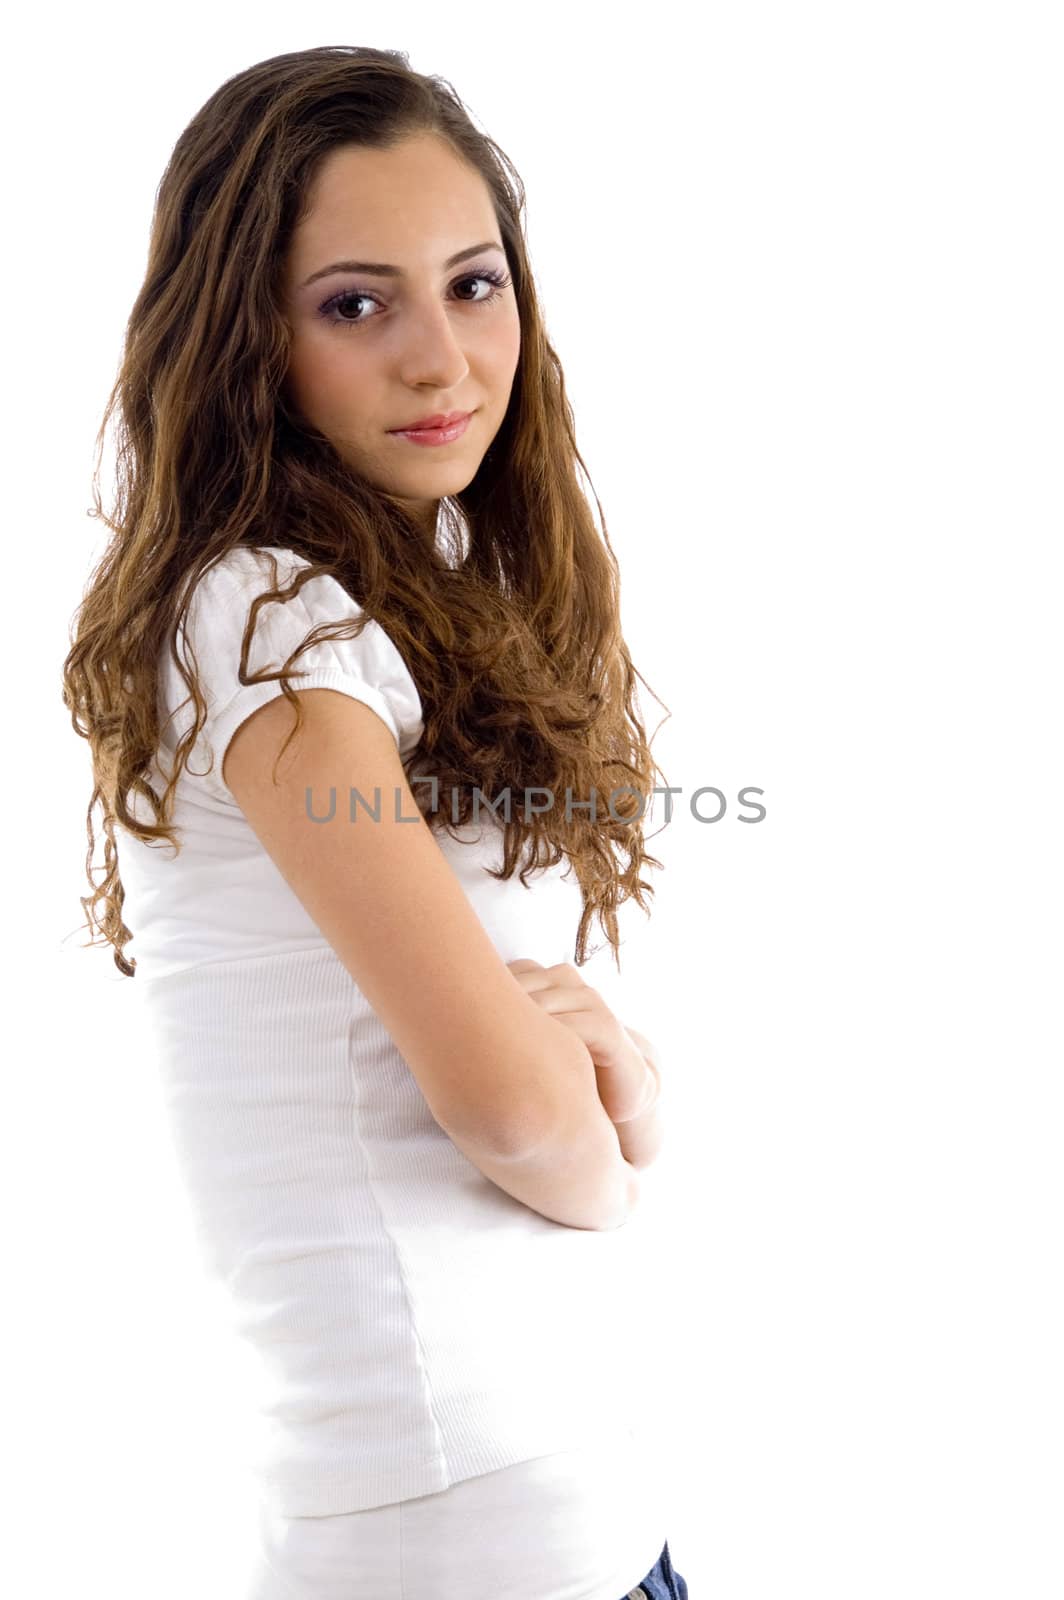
623,1538,689,1600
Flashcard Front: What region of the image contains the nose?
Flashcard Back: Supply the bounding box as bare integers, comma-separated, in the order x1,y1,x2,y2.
394,295,470,390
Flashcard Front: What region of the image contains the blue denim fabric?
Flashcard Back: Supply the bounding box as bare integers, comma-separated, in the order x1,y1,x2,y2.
622,1538,689,1600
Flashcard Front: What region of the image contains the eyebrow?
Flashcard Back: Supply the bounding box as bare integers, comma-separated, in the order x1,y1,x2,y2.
298,240,506,290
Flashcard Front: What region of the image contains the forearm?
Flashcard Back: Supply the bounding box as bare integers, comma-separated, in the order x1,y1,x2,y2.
446,1032,639,1231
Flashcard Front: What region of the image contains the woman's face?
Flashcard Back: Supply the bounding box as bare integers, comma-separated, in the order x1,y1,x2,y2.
283,133,522,536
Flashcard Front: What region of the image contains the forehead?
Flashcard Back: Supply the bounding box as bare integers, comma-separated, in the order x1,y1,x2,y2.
288,135,496,269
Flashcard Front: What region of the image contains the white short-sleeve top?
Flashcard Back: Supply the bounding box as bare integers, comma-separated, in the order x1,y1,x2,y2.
116,544,658,1521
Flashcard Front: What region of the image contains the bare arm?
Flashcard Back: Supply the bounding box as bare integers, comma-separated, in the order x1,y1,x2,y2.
445,1030,641,1232
504,962,668,1175
222,690,636,1232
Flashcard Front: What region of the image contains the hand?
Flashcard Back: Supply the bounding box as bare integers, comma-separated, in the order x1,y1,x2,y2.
505,958,656,1124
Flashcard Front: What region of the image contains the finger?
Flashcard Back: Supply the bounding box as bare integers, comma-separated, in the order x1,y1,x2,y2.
505,959,551,993
521,990,604,1023
545,961,589,987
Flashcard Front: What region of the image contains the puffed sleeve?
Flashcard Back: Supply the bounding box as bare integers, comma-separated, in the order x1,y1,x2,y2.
158,544,424,806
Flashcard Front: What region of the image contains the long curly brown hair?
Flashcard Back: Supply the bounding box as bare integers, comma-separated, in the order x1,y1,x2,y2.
61,44,671,979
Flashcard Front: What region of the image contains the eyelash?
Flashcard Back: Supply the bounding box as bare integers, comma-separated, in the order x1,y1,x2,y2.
318,267,513,329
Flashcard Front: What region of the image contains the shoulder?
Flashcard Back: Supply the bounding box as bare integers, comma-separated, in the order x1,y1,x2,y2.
186,544,312,610
169,544,424,765
179,545,376,649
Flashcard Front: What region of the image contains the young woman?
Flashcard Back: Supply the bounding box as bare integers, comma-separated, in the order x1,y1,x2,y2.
62,44,688,1600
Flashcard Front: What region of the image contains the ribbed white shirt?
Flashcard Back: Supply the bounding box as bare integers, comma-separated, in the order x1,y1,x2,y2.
116,547,666,1585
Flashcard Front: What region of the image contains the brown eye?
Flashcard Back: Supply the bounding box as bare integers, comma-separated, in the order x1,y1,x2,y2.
318,269,512,330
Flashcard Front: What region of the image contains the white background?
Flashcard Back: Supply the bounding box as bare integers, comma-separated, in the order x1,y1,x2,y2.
5,2,1061,1596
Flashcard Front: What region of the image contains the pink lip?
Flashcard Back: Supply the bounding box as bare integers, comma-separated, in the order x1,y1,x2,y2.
390,409,471,432
388,412,474,447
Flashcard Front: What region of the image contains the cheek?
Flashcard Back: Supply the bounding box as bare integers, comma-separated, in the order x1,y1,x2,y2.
487,310,522,382
287,330,370,412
